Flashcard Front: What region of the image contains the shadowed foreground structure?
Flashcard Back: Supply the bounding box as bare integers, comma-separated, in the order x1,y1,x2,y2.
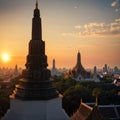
2,1,69,120
2,1,119,120
71,99,103,120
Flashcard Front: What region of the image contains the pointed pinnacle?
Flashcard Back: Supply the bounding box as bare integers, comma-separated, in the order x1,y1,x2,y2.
36,0,38,9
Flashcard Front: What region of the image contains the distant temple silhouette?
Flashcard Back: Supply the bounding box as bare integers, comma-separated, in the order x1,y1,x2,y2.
71,51,91,81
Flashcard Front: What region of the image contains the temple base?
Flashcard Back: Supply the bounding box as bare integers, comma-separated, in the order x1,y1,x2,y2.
2,96,69,120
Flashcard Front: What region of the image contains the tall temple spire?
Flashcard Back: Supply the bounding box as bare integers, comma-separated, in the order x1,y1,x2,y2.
2,2,69,120
36,0,38,9
32,0,42,40
11,1,58,100
71,51,91,81
77,51,81,65
73,51,85,74
53,59,56,69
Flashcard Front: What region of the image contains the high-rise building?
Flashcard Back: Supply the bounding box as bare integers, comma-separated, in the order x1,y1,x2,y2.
2,1,69,120
103,64,108,73
93,66,100,82
13,65,19,77
114,66,119,74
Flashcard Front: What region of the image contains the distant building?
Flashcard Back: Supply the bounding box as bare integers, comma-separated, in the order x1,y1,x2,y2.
71,51,91,81
103,64,108,73
13,65,19,77
114,66,120,74
93,66,100,82
51,59,58,76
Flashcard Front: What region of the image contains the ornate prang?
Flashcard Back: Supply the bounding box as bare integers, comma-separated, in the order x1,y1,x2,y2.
11,1,58,100
72,51,90,79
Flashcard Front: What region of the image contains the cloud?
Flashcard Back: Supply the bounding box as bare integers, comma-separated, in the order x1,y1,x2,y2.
111,0,120,12
115,8,120,11
111,0,118,7
62,18,120,37
74,25,82,29
74,6,78,9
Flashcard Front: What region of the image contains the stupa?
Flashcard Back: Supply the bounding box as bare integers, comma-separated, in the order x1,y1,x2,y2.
2,1,69,120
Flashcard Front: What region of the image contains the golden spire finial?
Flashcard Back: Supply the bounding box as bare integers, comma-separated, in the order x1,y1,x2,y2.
36,0,38,9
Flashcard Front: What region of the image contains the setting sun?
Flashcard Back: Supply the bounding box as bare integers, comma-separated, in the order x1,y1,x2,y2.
1,53,10,63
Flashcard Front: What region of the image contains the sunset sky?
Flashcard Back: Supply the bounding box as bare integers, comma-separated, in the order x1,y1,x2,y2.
0,0,120,69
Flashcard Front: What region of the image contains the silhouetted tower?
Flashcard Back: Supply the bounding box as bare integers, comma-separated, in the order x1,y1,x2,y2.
53,59,56,69
14,64,18,76
76,51,85,72
72,51,85,76
51,59,58,76
93,66,97,80
103,64,108,73
32,0,42,40
72,51,90,80
12,1,58,100
93,66,100,82
94,66,97,75
3,2,69,119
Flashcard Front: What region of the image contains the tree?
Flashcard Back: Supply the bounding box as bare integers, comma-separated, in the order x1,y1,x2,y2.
92,88,102,106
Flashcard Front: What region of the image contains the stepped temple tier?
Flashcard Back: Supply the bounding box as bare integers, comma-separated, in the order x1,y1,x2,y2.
2,1,69,120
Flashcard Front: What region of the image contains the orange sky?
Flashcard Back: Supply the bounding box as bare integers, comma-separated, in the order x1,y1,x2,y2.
0,0,120,69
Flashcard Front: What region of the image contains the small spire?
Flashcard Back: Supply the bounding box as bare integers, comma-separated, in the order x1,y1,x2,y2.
80,98,83,104
36,0,38,9
95,96,98,107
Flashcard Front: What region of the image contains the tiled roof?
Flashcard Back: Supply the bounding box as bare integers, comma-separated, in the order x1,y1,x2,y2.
98,105,120,120
71,102,120,120
116,106,120,115
99,107,116,118
71,103,93,120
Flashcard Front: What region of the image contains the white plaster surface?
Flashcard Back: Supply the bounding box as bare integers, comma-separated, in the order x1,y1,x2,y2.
2,97,69,120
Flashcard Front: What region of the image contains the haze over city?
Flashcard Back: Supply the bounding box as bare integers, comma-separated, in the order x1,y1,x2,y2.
0,0,120,69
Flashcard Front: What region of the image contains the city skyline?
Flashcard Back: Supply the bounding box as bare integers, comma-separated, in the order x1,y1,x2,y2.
0,0,120,69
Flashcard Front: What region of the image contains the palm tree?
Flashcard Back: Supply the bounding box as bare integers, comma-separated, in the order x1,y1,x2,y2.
92,88,102,106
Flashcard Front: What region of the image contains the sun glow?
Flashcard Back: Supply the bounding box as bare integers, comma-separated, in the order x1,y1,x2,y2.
1,53,11,63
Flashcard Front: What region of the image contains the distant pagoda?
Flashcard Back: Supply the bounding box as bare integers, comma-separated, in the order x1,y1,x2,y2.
71,51,90,80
